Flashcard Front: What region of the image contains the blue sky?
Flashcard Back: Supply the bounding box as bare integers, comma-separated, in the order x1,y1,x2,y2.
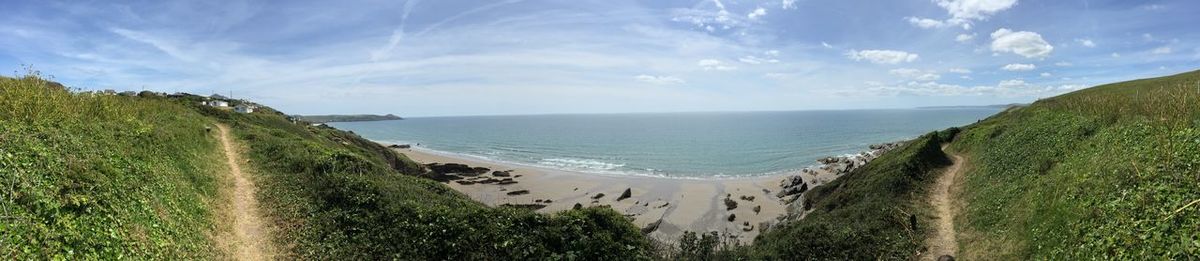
1,0,1197,116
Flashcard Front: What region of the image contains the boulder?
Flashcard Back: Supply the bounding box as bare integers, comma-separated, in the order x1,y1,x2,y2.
617,188,632,201
505,190,530,196
592,193,605,200
497,179,518,185
454,180,475,185
776,183,808,198
724,197,738,211
427,163,488,176
727,214,736,222
740,195,756,201
573,203,583,210
753,205,761,214
641,219,663,234
491,170,511,177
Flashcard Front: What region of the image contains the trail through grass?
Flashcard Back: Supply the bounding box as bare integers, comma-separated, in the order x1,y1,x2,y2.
923,145,963,259
216,124,271,260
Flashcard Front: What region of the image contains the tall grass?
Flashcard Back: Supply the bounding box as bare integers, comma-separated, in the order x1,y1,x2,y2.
1,71,226,258
952,70,1200,259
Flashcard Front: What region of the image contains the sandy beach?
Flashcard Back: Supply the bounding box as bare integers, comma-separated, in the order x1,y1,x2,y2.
396,147,793,243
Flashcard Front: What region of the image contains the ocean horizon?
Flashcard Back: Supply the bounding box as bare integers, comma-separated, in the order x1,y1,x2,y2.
330,108,1002,179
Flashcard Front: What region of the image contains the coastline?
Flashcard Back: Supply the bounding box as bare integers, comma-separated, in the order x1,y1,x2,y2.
386,140,905,244
396,146,790,243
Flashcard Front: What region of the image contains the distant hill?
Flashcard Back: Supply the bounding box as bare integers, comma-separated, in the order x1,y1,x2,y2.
297,114,403,123
916,103,1026,109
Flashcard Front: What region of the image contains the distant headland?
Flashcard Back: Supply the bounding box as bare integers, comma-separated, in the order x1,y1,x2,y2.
296,114,403,123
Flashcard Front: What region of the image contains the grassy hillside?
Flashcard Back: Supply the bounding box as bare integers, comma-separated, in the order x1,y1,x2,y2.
0,74,227,258
747,131,954,259
200,105,652,259
950,70,1200,258
1,73,653,259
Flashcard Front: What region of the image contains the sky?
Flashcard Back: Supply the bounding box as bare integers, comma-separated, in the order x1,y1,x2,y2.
1,0,1197,117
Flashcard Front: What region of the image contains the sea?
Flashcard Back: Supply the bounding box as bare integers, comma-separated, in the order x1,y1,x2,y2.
329,108,1000,179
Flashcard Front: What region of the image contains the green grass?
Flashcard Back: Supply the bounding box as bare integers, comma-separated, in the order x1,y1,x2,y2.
950,70,1200,259
199,95,654,259
0,73,226,258
747,132,952,260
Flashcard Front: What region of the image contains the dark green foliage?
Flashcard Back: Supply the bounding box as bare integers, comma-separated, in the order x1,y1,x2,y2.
951,70,1200,259
0,73,224,259
211,103,654,259
749,133,950,259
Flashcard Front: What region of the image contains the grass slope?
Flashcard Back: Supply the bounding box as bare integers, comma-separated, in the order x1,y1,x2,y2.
0,75,226,258
1,73,653,259
747,131,954,259
196,92,654,259
951,70,1200,258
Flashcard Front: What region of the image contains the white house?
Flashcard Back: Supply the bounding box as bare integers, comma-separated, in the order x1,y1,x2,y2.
208,100,229,107
234,104,255,113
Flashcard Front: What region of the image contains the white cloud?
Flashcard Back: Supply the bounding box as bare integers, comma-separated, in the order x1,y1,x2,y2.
1075,38,1096,47
698,59,737,71
1152,46,1172,54
670,1,746,32
821,42,833,48
1111,52,1121,58
1040,72,1052,77
748,7,767,20
990,28,1053,59
907,17,949,29
739,55,779,64
1054,61,1072,67
910,0,1018,29
935,0,1019,20
890,68,940,81
782,0,798,10
948,68,972,74
889,68,921,77
956,33,976,43
634,74,685,85
1002,63,1036,71
1141,4,1166,10
855,79,1085,97
1142,33,1154,41
845,49,919,64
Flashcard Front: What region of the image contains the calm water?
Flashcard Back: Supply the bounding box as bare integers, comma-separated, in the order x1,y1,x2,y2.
330,109,999,179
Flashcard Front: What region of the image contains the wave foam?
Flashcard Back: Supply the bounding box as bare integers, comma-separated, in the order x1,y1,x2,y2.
538,158,626,171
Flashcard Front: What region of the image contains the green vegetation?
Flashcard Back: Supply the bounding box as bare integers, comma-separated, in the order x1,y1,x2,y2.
0,73,226,258
5,68,1197,259
296,114,403,123
951,70,1200,259
202,106,653,259
1,72,652,259
748,132,951,259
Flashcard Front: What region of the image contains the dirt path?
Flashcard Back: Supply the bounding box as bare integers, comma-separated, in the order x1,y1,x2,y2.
216,124,271,260
925,145,964,260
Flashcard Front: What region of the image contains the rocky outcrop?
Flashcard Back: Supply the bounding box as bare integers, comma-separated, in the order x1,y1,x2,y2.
426,163,490,176
617,188,632,201
724,197,738,211
505,190,530,196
